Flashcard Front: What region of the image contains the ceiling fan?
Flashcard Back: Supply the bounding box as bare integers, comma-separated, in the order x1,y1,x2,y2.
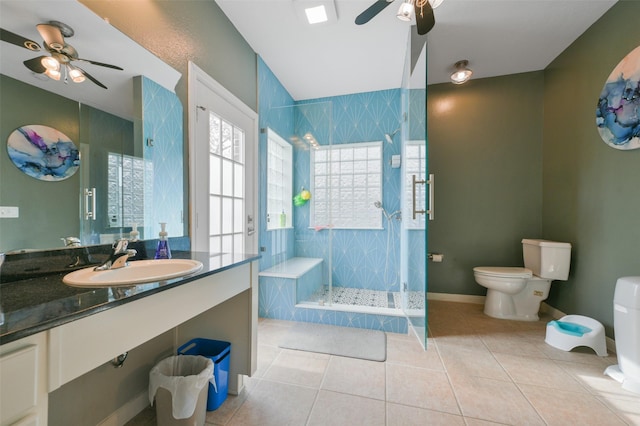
355,0,441,35
0,21,123,89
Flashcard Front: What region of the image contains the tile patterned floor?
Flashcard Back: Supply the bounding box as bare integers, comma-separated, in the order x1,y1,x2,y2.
306,286,425,311
129,300,640,425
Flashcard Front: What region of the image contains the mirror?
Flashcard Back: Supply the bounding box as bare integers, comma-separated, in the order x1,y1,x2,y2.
0,1,184,253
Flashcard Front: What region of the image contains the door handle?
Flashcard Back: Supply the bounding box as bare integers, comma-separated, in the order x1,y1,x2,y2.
412,174,434,221
247,214,255,235
84,187,96,220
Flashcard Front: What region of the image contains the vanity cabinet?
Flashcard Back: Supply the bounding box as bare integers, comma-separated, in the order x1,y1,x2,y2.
0,332,48,426
1,259,258,425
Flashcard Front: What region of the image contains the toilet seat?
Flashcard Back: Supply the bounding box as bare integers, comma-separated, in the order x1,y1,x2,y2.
473,266,532,278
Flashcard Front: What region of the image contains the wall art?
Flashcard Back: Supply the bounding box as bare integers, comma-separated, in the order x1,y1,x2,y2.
7,124,79,181
596,45,640,150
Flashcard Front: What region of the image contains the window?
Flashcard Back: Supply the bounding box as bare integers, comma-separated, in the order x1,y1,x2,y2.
311,142,382,229
404,140,427,230
266,129,293,230
107,152,152,228
208,112,245,254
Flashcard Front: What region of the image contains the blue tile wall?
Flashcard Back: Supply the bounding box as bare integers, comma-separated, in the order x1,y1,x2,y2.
139,76,183,240
257,57,410,333
295,91,403,293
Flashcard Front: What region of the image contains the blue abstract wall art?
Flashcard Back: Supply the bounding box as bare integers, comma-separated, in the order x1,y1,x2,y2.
7,124,80,181
596,45,640,150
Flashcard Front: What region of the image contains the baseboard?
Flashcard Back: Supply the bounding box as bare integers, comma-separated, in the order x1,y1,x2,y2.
98,391,149,426
427,292,485,304
539,302,566,320
541,302,617,355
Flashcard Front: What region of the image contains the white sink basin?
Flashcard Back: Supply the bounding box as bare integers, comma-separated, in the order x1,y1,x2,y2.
63,259,204,287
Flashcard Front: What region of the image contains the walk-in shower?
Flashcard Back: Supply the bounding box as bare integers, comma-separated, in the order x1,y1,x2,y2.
257,37,428,344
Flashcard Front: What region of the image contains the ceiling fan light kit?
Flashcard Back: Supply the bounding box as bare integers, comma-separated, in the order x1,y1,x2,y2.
41,55,60,71
450,60,473,84
1,20,122,89
396,1,413,21
68,66,86,83
356,0,438,35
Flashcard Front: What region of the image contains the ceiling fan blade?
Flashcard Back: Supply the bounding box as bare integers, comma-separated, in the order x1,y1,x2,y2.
36,23,65,51
355,0,395,25
75,66,108,89
1,28,41,51
23,56,47,73
415,1,435,35
75,58,123,71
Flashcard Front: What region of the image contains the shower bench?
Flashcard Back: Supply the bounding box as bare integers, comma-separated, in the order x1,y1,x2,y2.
258,257,323,319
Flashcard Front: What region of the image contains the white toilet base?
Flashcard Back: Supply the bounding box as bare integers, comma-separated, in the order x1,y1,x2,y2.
484,289,540,321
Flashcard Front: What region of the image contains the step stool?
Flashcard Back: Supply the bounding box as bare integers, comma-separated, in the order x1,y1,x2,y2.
545,314,607,356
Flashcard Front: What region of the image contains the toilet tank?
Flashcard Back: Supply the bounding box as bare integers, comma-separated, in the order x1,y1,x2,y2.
522,239,572,280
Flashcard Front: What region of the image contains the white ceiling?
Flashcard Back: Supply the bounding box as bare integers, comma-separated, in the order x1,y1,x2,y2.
215,0,617,100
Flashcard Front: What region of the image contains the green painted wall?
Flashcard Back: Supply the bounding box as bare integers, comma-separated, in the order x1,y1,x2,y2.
427,1,639,337
80,0,257,112
0,75,80,251
542,0,640,335
427,71,545,296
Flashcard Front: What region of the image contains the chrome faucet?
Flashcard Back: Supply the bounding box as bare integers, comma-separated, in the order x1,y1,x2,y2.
61,237,81,247
94,239,137,271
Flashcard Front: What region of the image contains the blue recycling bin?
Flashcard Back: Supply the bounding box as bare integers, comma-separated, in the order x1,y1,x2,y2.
177,338,231,411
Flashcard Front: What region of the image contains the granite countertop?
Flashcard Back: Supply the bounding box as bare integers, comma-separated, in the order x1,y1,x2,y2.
0,250,260,345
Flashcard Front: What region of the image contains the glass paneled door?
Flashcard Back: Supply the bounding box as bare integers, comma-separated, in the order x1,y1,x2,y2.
189,63,258,258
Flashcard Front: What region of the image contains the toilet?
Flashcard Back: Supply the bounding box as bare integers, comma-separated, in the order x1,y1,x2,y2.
473,239,572,321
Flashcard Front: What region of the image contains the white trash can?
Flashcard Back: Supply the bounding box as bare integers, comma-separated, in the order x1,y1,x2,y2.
604,276,640,395
149,355,214,426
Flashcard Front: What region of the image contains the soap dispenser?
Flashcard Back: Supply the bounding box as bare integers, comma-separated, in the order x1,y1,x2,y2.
154,222,172,259
129,223,139,241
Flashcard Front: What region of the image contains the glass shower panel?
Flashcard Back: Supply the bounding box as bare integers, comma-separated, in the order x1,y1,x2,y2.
401,32,428,349
260,102,333,302
293,101,333,304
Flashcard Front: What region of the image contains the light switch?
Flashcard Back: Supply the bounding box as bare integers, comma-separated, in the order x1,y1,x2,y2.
0,206,19,218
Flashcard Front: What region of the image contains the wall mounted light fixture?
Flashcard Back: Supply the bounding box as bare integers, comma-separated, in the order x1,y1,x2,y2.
450,60,473,85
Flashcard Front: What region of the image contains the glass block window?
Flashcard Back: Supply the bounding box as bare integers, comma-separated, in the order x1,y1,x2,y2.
404,141,427,230
107,152,152,228
266,129,293,230
311,142,382,229
209,112,245,255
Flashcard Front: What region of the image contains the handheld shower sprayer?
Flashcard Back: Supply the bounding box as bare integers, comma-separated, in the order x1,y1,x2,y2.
373,201,401,221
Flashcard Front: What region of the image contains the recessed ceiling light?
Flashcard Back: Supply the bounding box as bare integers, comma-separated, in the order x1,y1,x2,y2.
305,5,328,24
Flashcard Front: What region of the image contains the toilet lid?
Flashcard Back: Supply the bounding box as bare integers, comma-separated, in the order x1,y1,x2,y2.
473,266,532,278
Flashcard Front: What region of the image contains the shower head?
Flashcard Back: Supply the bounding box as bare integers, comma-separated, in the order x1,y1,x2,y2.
384,128,400,144
374,201,383,209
